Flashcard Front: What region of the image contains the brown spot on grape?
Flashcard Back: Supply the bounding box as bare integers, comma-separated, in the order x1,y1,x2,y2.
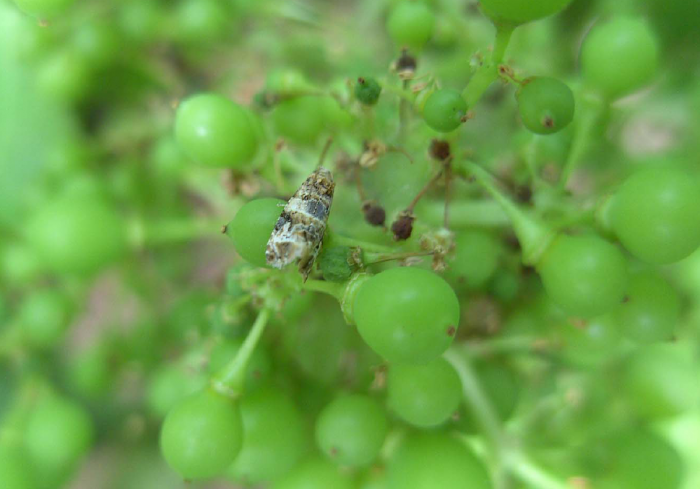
542,116,555,129
447,325,456,337
330,447,339,457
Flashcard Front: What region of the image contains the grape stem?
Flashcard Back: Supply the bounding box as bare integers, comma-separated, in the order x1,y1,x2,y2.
363,250,433,265
444,349,503,447
405,169,445,214
398,79,411,144
505,451,572,489
445,349,570,489
128,216,224,249
454,161,555,265
558,93,606,190
421,200,509,227
327,231,394,253
210,308,272,398
465,335,559,357
462,24,514,107
301,279,344,299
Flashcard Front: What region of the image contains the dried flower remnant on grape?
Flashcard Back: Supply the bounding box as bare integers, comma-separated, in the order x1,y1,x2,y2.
392,211,415,241
363,202,387,227
265,167,335,280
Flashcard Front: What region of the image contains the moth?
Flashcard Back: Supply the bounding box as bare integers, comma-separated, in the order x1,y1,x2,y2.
265,167,335,280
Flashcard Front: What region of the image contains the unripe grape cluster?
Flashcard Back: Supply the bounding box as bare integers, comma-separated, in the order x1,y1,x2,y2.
1,0,699,489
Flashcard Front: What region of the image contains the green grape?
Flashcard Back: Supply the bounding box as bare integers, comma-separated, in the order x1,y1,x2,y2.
580,17,659,99
622,344,699,420
146,363,207,419
479,0,572,24
354,267,460,364
355,77,382,106
225,198,285,268
12,0,74,19
616,271,680,343
387,357,461,427
175,0,229,45
17,290,71,349
0,241,42,285
315,394,388,467
229,388,310,483
558,315,621,367
263,69,315,99
26,194,127,276
118,0,162,44
516,77,574,135
422,89,468,133
318,246,356,283
149,135,188,181
175,93,258,168
610,167,700,264
647,0,700,58
36,49,91,102
24,395,94,487
386,2,435,50
208,339,272,391
278,295,369,386
599,430,683,489
64,341,114,399
537,234,628,317
272,457,355,489
0,446,34,489
271,96,337,146
388,433,492,489
72,22,119,68
444,230,500,290
488,268,521,303
160,389,243,479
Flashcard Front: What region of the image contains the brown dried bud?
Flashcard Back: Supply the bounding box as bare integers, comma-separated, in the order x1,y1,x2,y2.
359,140,388,168
395,49,417,79
429,139,451,161
362,202,386,227
391,212,415,241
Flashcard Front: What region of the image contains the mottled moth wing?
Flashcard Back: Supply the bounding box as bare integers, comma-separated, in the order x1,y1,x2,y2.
265,167,335,280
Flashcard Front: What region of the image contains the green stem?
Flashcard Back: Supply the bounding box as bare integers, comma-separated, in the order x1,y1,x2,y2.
465,336,557,357
444,349,504,448
379,81,415,103
421,200,510,228
455,161,555,265
129,216,224,249
462,24,514,107
445,349,571,489
398,79,410,143
301,279,344,299
505,451,571,489
558,94,606,190
327,231,394,253
364,250,433,265
210,308,271,398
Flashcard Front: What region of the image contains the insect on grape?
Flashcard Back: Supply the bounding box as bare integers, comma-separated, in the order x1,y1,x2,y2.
265,140,335,280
